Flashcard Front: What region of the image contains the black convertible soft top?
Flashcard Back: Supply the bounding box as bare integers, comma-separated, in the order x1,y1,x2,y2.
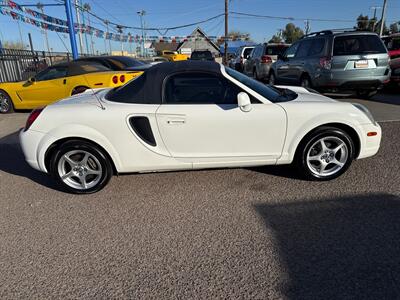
106,61,222,104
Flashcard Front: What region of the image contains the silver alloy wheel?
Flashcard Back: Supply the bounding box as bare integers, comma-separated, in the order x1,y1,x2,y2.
306,136,349,177
57,150,102,190
0,93,10,113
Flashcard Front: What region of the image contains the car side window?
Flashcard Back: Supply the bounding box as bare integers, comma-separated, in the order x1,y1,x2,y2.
308,38,325,56
285,43,299,59
164,72,260,105
295,40,313,58
35,66,67,81
165,73,231,104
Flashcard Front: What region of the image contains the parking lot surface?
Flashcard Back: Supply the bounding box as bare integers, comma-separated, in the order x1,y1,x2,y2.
0,94,399,299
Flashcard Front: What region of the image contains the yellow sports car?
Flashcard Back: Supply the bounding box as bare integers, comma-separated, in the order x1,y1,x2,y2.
0,60,142,113
161,50,188,62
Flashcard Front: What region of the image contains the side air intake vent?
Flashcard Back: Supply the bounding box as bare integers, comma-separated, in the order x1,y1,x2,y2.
129,117,157,147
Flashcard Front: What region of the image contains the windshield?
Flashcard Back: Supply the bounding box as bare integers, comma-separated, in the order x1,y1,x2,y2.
225,67,297,102
333,35,387,55
191,51,212,59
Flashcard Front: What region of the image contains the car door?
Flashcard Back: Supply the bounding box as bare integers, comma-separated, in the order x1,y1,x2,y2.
16,66,68,107
276,43,299,83
156,71,287,167
287,39,313,83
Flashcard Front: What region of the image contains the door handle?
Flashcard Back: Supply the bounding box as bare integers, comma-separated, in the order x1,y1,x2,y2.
167,119,185,125
63,79,67,84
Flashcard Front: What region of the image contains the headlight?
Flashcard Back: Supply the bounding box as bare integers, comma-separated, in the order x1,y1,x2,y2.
352,103,376,125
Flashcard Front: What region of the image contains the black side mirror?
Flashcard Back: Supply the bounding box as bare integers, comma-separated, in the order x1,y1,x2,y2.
28,77,36,83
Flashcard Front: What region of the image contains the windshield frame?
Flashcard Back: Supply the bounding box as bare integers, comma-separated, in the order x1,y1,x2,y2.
222,65,297,103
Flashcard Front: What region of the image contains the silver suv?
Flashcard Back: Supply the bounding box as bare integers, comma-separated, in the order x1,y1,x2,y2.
244,43,290,81
269,30,391,97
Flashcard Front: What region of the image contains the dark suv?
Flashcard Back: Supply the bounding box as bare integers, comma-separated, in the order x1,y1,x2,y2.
190,50,215,61
269,30,391,97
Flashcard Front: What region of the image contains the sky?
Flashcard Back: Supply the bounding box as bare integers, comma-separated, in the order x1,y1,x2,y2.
0,0,399,53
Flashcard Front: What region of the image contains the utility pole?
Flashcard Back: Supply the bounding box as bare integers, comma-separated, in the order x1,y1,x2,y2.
224,0,228,65
371,6,382,32
116,25,124,55
379,0,388,37
74,0,84,54
37,3,51,53
64,0,78,59
105,20,112,54
137,10,146,57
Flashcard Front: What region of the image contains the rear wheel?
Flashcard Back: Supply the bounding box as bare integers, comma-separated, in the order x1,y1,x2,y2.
50,140,113,194
268,72,276,85
295,127,354,180
356,90,378,99
253,68,259,80
300,75,312,88
0,90,14,114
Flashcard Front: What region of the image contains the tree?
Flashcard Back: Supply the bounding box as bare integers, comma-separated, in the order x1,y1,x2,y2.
389,22,399,34
282,23,304,44
228,30,251,41
2,41,26,50
354,14,390,34
269,34,282,43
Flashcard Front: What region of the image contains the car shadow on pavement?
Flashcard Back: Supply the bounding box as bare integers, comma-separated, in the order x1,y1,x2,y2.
248,165,304,180
0,130,57,190
254,193,400,300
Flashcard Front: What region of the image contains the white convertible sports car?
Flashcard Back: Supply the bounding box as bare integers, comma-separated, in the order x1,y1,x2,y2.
20,61,381,194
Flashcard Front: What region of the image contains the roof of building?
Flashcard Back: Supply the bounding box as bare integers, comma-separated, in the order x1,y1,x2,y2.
178,27,220,53
151,42,180,53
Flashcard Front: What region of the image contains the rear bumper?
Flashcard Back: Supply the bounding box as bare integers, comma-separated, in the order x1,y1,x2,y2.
257,64,272,79
19,129,45,172
313,71,391,92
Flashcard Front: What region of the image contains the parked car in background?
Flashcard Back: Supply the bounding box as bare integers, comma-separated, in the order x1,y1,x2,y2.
142,56,169,65
389,57,400,88
190,50,215,61
161,50,188,61
76,56,152,72
269,30,391,98
382,34,400,59
0,60,142,113
232,46,254,72
244,43,290,81
20,61,381,193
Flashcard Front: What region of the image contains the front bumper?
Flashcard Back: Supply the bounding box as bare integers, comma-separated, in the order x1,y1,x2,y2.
19,129,46,172
357,122,382,159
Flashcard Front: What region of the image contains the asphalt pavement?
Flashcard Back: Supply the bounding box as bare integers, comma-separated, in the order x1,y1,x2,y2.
0,94,399,299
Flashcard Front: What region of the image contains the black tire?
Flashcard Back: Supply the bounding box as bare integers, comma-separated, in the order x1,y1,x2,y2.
356,90,378,99
0,89,14,114
268,72,276,85
71,86,90,96
253,68,259,80
49,140,113,194
300,74,312,88
295,127,355,181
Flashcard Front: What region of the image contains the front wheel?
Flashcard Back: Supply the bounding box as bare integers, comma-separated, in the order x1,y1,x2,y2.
50,140,113,194
0,90,14,114
295,127,354,180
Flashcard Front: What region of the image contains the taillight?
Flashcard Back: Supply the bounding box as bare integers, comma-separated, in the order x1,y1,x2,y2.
112,75,118,84
24,108,44,131
320,56,332,70
261,55,272,64
120,75,125,83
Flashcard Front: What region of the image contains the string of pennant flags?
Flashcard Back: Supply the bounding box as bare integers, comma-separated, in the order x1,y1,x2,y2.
0,0,250,43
